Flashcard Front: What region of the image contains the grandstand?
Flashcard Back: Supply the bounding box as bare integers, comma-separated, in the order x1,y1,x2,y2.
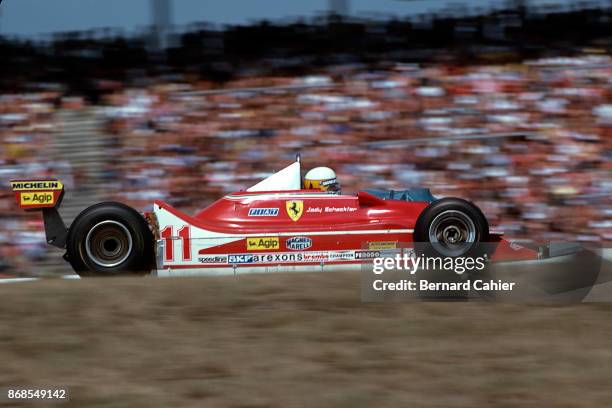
0,4,610,275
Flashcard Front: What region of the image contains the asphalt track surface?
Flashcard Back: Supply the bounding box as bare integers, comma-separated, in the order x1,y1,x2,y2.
2,270,612,407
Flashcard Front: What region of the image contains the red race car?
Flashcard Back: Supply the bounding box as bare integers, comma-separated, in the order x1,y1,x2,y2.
10,157,586,278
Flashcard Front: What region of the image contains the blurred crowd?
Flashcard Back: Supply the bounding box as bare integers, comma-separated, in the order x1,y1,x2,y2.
1,5,611,274
100,56,611,244
0,91,65,273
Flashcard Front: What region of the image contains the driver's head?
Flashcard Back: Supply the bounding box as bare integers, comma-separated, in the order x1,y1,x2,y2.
304,167,341,194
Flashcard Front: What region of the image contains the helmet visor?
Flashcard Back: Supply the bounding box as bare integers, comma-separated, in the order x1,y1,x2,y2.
320,178,341,192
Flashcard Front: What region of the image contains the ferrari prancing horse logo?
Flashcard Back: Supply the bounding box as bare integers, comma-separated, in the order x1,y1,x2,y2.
286,200,304,221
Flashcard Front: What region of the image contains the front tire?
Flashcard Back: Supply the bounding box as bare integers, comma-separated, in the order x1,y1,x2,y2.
65,202,153,276
414,197,490,258
413,198,491,300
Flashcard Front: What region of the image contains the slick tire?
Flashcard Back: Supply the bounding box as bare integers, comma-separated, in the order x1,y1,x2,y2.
413,197,490,259
65,202,153,277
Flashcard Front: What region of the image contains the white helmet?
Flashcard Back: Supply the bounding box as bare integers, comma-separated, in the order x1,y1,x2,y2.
304,167,341,193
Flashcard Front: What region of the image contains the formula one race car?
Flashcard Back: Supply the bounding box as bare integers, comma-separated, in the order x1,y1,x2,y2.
9,157,592,282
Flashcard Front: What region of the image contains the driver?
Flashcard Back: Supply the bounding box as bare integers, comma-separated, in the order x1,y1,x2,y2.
304,167,341,194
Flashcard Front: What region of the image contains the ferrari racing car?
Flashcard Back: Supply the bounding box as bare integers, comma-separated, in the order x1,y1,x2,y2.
9,157,585,279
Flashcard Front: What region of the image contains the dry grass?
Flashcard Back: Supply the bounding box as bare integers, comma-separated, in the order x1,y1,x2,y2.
0,272,611,407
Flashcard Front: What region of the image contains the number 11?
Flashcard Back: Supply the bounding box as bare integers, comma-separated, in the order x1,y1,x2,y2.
160,225,191,262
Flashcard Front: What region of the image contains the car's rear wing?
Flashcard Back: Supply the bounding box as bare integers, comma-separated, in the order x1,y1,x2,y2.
9,179,64,210
9,179,68,248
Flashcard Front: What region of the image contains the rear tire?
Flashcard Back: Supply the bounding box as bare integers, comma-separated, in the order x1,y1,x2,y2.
65,202,153,276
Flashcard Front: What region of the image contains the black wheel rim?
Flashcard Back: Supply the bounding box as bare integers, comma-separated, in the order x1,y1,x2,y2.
85,221,133,267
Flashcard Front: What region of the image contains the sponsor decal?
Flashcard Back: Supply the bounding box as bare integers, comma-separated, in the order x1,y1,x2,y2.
229,254,254,264
356,249,403,260
286,236,312,251
247,237,280,251
303,251,355,262
19,192,55,206
368,241,397,250
198,255,228,264
248,208,279,216
306,206,357,214
355,250,382,260
303,252,328,262
321,178,337,187
252,253,305,263
329,251,355,261
286,200,304,221
10,180,63,191
228,251,356,265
